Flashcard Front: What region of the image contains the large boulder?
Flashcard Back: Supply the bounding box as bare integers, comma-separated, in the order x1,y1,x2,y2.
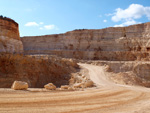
44,83,56,90
11,81,28,90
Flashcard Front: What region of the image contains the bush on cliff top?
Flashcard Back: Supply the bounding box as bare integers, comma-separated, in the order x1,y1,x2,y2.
0,15,18,25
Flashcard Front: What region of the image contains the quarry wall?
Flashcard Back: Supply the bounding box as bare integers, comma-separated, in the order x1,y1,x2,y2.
21,22,150,61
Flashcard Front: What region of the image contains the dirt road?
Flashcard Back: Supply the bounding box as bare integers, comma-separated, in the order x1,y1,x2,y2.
79,63,114,86
0,63,150,113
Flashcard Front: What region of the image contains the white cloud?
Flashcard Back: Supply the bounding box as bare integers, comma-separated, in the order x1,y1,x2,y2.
114,19,139,27
25,22,39,27
43,25,57,30
103,20,107,22
112,4,150,22
25,22,58,30
39,25,58,30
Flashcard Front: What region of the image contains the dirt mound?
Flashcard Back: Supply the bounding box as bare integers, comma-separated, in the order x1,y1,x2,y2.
0,53,79,88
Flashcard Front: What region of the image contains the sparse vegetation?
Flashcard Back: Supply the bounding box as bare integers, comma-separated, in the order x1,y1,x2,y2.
74,29,87,31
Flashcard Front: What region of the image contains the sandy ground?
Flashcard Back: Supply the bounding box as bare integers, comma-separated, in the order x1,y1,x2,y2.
1,63,150,113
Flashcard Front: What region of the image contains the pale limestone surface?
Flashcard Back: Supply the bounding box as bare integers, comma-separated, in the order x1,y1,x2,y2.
0,36,23,53
21,22,150,61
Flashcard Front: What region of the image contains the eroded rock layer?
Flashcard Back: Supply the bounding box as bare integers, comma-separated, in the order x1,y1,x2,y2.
0,54,78,88
21,22,150,61
0,17,23,53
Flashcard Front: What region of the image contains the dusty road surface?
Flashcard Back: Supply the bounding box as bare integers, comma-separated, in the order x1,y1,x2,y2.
1,63,150,113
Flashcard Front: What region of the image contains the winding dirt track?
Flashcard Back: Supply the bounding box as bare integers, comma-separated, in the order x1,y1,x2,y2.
0,63,150,113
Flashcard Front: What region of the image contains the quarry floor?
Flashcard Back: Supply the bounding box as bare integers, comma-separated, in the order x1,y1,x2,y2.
0,63,150,113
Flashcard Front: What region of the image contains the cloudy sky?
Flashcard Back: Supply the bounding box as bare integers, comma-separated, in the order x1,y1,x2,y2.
0,0,150,36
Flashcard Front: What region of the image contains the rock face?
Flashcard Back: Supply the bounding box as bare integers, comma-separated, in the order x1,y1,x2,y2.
0,54,78,88
21,22,150,61
11,81,28,90
0,17,23,53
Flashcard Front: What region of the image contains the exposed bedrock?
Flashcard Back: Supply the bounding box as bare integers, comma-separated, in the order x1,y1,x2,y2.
21,22,150,61
0,54,79,88
0,17,23,53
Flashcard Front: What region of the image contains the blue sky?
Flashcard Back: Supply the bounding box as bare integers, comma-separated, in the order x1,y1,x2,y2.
0,0,150,36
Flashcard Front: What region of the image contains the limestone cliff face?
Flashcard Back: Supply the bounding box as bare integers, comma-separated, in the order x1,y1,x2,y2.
0,17,23,53
21,22,150,61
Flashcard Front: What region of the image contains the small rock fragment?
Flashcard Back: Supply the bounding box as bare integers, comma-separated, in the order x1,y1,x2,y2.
44,83,56,90
84,80,94,88
61,85,69,90
73,83,84,88
68,87,74,91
